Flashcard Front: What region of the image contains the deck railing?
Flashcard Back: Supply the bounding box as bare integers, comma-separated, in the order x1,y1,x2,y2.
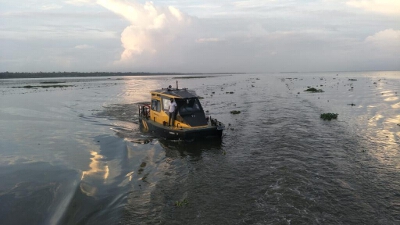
139,105,150,118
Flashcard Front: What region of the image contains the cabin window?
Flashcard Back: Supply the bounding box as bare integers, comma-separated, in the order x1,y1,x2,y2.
151,99,161,112
187,99,200,110
177,98,202,115
162,98,171,113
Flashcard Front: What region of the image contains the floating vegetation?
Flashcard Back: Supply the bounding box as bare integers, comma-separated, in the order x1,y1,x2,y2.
305,87,324,93
141,173,148,182
175,198,188,207
348,79,357,81
230,110,241,115
320,113,338,121
172,76,214,79
40,81,66,84
13,85,73,89
226,92,234,94
138,162,146,173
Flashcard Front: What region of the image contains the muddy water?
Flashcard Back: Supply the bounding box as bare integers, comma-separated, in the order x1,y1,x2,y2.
0,72,400,224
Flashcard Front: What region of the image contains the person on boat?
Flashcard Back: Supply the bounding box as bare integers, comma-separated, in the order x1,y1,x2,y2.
168,98,177,126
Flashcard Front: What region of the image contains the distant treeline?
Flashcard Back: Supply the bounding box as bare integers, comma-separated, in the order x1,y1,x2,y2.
0,72,220,79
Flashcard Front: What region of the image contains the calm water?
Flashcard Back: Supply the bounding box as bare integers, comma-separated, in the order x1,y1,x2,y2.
1,72,400,224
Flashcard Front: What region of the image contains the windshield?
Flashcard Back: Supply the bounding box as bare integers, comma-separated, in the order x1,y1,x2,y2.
177,98,202,115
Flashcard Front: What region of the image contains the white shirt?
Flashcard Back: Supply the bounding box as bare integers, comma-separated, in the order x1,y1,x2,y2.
169,101,177,113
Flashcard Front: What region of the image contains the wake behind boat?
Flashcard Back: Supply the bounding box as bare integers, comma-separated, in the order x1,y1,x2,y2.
138,83,224,140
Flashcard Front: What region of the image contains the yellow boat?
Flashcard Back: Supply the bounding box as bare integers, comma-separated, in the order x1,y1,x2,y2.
138,84,224,140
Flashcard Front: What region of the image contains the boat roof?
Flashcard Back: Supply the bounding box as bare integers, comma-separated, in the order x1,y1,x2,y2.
151,88,198,99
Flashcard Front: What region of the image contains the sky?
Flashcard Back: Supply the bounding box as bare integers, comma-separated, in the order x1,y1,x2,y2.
0,0,399,73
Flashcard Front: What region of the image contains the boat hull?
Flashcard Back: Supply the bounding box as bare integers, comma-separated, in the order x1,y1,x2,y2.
139,117,223,140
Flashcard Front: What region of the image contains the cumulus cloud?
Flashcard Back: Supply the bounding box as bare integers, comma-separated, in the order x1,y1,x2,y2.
94,0,191,64
365,29,400,53
346,0,400,15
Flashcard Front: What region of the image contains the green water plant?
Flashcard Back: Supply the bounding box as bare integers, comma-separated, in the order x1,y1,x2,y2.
172,76,213,79
13,85,73,89
175,198,188,207
40,81,66,84
305,87,324,93
320,113,338,121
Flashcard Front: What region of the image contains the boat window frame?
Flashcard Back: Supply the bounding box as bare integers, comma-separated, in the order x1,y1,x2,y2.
151,99,161,112
161,97,171,113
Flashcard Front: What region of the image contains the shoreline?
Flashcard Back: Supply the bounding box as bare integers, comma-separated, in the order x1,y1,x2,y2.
0,72,242,79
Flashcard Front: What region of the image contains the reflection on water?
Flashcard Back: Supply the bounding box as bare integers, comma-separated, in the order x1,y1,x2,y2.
361,78,400,169
384,96,398,102
80,151,110,196
119,76,167,104
392,102,400,109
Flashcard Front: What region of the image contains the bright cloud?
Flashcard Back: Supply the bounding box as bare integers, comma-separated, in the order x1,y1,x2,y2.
96,0,191,63
365,29,400,53
346,0,400,15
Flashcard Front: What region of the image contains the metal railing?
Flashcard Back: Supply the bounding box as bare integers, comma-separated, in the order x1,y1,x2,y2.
139,105,150,118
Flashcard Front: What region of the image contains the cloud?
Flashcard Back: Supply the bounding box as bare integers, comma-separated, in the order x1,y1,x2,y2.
4,0,396,72
65,0,96,6
41,4,63,10
364,29,400,53
346,0,400,15
74,44,94,49
196,38,222,43
95,0,191,64
232,0,276,9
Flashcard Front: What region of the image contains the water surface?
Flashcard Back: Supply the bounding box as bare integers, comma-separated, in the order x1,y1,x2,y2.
1,72,400,224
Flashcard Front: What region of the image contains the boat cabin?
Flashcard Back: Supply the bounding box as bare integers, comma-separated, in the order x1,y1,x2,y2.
148,86,208,128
